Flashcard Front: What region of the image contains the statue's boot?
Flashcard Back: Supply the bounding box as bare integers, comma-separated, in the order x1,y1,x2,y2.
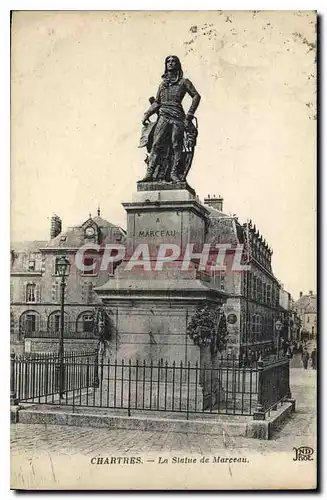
170,163,181,183
139,159,156,182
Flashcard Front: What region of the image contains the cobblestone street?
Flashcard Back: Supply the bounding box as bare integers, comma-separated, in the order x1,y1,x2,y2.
11,366,316,456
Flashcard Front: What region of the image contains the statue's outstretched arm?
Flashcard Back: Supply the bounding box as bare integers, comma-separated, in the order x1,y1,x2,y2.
185,79,201,118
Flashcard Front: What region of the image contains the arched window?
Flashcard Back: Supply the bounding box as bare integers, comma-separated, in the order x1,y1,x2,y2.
19,311,41,336
76,311,95,333
47,310,69,333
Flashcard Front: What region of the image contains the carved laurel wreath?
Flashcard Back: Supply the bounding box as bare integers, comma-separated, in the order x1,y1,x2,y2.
187,305,228,351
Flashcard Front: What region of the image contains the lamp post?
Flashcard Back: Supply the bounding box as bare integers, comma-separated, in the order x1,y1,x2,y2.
56,255,70,399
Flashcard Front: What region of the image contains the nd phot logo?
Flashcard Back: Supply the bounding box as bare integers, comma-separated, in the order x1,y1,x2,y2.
293,446,314,461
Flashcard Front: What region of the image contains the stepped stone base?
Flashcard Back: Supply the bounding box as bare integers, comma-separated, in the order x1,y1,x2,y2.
16,400,295,440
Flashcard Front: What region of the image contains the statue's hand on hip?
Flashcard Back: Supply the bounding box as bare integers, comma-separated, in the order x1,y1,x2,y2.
142,115,150,126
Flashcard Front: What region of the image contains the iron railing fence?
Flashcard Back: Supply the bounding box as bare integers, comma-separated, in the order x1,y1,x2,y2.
11,352,291,419
11,351,97,403
255,356,291,418
85,357,260,417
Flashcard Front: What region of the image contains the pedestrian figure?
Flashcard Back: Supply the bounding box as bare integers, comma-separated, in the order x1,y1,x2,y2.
311,347,317,370
302,348,309,369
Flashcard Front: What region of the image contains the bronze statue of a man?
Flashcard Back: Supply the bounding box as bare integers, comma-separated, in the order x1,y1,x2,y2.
140,56,201,183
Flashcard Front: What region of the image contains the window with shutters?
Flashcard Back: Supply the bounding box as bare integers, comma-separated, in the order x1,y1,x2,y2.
48,313,61,332
251,314,255,342
19,311,40,335
257,279,262,302
253,276,257,300
25,283,40,303
83,314,94,332
76,311,95,333
54,315,60,331
255,314,258,337
48,311,69,333
82,257,97,276
26,314,36,333
28,259,35,271
26,284,36,303
248,273,252,298
263,283,266,304
83,282,94,303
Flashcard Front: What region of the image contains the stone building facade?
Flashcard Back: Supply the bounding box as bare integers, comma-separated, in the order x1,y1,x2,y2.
10,211,126,347
203,195,283,358
11,196,291,359
294,291,317,341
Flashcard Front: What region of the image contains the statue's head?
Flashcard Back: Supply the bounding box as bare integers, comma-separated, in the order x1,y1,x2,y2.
163,55,183,79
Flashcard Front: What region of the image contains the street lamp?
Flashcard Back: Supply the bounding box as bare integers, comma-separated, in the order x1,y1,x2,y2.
56,255,70,399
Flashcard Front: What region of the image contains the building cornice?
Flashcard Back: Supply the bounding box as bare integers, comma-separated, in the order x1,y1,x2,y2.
250,257,278,282
39,247,81,253
11,271,42,277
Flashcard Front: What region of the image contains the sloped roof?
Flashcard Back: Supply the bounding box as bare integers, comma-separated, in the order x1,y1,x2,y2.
294,294,317,310
205,205,230,219
42,216,126,249
11,241,47,253
304,297,317,314
91,216,119,228
205,206,242,246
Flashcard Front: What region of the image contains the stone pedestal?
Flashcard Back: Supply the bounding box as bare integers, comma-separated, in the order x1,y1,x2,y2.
95,185,227,369
122,183,209,262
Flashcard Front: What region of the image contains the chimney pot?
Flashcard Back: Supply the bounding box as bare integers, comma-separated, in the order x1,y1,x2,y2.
300,291,303,298
203,195,224,212
309,290,313,296
50,215,62,239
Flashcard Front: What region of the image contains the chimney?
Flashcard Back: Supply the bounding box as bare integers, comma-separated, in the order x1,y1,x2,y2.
299,291,303,298
203,194,224,212
50,215,62,239
309,290,313,296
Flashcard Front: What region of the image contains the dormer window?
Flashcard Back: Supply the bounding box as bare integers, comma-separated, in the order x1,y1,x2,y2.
28,259,35,271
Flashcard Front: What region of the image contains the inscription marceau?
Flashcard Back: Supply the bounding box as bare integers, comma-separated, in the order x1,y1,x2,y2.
138,230,176,238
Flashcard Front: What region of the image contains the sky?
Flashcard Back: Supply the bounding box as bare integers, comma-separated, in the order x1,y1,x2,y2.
10,10,316,298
